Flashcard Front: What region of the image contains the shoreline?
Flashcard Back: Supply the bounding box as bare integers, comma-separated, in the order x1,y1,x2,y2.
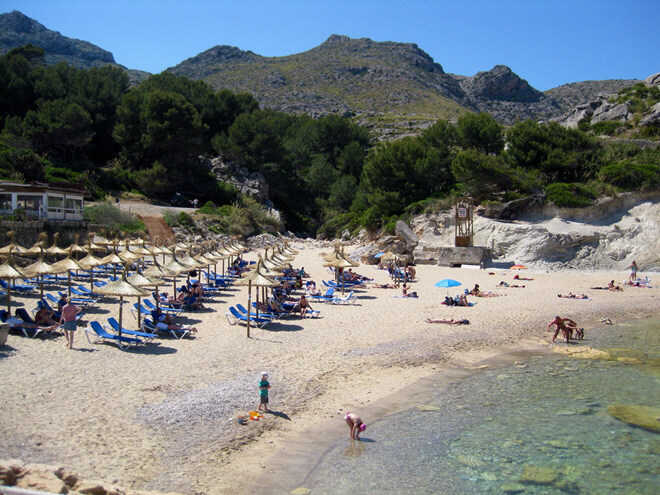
0,243,658,494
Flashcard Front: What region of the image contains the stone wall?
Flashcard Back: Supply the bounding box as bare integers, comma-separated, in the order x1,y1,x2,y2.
0,220,90,248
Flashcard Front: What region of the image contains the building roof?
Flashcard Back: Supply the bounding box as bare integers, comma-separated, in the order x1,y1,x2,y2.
0,181,85,195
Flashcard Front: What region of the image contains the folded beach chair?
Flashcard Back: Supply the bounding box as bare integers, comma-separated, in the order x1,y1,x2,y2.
106,317,157,342
142,317,190,340
225,306,272,328
85,321,142,350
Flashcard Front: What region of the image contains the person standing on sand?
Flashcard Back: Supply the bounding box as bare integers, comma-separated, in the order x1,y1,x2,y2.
548,315,579,343
628,260,638,282
59,298,81,349
258,372,271,412
345,412,366,439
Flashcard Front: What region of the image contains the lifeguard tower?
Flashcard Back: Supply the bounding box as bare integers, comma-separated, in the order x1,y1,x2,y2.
454,199,473,247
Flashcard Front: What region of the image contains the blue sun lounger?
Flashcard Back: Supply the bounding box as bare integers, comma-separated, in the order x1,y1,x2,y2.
106,317,157,342
225,306,271,328
85,321,142,350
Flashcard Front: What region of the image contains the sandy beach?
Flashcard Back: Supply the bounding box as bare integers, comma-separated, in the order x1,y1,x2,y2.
0,243,658,494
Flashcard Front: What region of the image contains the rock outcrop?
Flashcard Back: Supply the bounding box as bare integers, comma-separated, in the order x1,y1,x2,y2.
205,156,271,204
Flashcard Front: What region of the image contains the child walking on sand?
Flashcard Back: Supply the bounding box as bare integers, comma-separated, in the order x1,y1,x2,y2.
258,372,271,412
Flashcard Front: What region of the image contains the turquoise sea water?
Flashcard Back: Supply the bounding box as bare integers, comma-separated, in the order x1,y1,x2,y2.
274,318,660,494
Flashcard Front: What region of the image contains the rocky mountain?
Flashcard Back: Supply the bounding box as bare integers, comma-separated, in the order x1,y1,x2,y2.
0,10,149,83
1,11,650,132
170,35,570,129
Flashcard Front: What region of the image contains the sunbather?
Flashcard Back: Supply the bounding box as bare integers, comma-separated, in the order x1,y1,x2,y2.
401,283,418,297
155,319,197,334
5,315,59,332
608,280,623,292
295,294,314,318
558,292,589,299
498,281,525,288
426,318,470,324
372,283,397,289
513,274,534,281
35,306,59,327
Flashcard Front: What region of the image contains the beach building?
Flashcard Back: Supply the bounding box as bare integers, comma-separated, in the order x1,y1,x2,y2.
0,181,85,221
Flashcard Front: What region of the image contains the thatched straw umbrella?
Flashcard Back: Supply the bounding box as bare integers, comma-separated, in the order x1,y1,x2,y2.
22,248,57,300
51,249,84,298
324,250,359,294
23,233,49,257
94,265,150,336
45,233,69,257
233,260,279,338
0,249,26,313
0,231,28,256
126,271,163,329
142,257,177,310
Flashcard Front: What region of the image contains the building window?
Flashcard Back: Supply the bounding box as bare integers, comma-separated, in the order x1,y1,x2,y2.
48,196,63,208
0,194,11,210
16,195,42,212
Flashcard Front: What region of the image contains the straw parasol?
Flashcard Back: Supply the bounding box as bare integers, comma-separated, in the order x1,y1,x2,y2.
45,233,70,257
22,248,57,299
94,265,150,336
0,248,26,313
51,248,84,298
324,250,359,294
0,231,28,256
142,257,177,310
126,271,164,329
77,249,106,293
23,233,50,257
233,259,279,338
162,252,192,294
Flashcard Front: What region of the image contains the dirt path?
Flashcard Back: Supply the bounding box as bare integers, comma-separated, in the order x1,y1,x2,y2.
139,216,176,243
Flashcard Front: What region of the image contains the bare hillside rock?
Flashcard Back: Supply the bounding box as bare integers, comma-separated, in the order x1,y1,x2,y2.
407,196,660,272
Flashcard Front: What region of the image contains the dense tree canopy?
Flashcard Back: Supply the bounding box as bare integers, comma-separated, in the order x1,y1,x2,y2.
0,45,657,236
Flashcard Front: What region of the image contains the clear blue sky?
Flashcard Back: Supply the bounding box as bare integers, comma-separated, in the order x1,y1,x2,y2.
4,0,659,90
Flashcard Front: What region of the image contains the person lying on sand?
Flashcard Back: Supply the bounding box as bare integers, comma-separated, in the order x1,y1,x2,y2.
498,281,525,288
513,274,534,281
557,292,589,299
372,283,398,289
426,318,470,324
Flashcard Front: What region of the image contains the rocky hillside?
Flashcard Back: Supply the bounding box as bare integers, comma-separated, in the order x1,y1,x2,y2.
1,11,651,132
0,10,149,83
170,35,568,128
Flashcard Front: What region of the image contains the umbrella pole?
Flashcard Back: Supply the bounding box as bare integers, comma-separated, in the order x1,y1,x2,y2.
67,271,72,298
118,296,123,337
137,296,141,330
7,284,11,314
246,280,252,338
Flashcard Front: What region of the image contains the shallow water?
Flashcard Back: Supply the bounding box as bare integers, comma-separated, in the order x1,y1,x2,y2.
282,318,660,494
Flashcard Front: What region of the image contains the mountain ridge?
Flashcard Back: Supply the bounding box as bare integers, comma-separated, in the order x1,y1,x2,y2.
0,10,644,130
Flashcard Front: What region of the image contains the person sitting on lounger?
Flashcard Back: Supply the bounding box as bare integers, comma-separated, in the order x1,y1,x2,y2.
35,306,59,327
306,281,322,296
151,307,175,325
157,290,185,306
558,292,589,299
5,315,59,332
295,294,314,318
426,318,470,324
